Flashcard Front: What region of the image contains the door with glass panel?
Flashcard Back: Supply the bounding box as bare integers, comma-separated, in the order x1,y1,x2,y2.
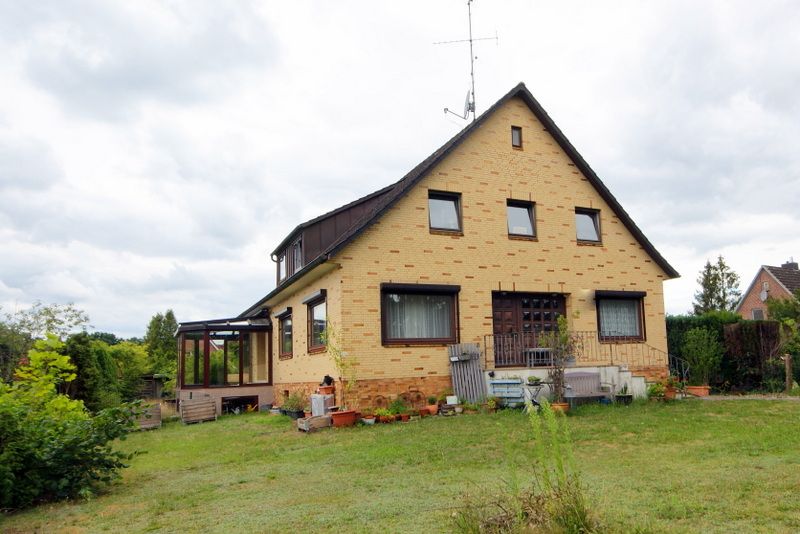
492,292,566,367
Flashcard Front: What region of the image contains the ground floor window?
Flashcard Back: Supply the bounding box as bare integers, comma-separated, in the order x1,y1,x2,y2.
381,283,459,345
278,311,293,359
596,291,645,341
179,328,270,387
304,290,327,353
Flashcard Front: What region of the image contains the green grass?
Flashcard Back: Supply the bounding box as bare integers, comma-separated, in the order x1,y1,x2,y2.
3,400,800,533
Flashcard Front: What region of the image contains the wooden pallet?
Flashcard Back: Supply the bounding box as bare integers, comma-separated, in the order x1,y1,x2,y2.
180,398,217,424
137,403,162,430
297,415,332,432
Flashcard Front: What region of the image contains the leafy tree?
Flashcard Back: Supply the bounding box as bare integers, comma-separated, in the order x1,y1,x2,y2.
0,302,90,383
108,342,148,401
0,335,137,509
89,331,122,345
692,256,741,315
144,310,178,376
683,327,723,386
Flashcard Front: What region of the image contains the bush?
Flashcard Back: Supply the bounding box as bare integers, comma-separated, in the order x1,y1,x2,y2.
666,311,739,361
0,335,138,510
682,327,723,386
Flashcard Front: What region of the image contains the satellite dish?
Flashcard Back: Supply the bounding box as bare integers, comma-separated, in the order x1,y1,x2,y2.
759,289,769,302
463,90,471,118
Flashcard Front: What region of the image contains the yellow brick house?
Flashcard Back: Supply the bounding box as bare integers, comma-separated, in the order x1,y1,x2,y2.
175,82,679,412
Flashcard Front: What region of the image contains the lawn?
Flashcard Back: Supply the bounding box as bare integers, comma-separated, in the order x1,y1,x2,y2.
3,400,800,533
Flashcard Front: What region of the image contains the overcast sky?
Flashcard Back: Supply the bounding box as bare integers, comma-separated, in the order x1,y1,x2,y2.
1,1,799,337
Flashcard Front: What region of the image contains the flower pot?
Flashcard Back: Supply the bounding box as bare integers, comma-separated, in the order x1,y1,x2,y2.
418,408,429,417
361,416,376,425
464,409,478,415
551,402,569,414
686,385,710,397
426,404,439,416
330,410,357,427
454,406,464,414
304,411,312,418
399,413,410,422
379,415,395,424
318,385,335,395
664,387,677,400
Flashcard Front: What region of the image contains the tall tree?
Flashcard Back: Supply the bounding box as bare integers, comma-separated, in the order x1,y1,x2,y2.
144,310,178,376
692,255,742,315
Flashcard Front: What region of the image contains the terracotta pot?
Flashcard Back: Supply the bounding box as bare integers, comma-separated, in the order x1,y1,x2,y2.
550,402,570,414
379,415,394,423
304,411,312,418
318,385,335,395
464,409,478,415
426,404,439,416
330,410,357,427
399,413,410,422
664,387,677,400
418,408,429,417
686,385,710,397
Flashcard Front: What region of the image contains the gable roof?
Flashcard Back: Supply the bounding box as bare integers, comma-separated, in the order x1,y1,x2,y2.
241,82,679,317
764,264,800,295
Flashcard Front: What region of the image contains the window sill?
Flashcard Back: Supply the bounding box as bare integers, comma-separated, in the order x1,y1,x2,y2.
308,346,327,355
382,340,457,347
598,338,645,344
429,229,464,237
278,354,293,360
577,240,603,246
512,146,523,151
508,234,537,242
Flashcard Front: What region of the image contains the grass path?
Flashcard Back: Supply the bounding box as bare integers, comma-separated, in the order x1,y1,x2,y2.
3,400,800,533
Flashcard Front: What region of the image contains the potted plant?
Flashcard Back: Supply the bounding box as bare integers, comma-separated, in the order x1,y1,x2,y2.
323,323,359,427
682,327,723,397
425,395,439,416
463,401,479,414
615,383,633,405
374,408,393,423
527,375,542,386
484,396,499,413
303,405,312,418
541,315,575,413
647,381,665,401
361,408,376,425
389,398,410,422
318,374,335,395
282,392,306,420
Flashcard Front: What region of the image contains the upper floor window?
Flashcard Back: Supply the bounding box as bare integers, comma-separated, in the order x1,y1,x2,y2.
278,254,286,281
507,200,535,237
511,126,522,148
428,191,462,232
291,239,303,272
752,308,764,320
575,208,601,243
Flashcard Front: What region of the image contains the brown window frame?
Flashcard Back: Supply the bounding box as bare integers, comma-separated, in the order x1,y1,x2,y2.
506,200,536,238
575,207,601,244
275,307,293,359
428,191,463,234
304,289,327,354
752,308,764,320
595,291,646,343
380,283,460,346
511,126,523,149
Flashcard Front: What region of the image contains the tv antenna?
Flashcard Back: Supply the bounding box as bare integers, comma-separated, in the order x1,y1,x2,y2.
437,0,498,121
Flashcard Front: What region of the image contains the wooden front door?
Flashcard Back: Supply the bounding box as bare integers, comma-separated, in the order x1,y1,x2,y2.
492,292,566,335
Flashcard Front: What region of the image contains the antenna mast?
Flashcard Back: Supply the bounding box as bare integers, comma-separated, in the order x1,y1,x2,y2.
439,0,497,122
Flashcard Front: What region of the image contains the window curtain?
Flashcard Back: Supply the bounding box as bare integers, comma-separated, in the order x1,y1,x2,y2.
385,293,451,339
598,299,640,337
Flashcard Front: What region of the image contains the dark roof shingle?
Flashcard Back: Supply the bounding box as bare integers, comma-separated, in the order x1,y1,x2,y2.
765,265,800,294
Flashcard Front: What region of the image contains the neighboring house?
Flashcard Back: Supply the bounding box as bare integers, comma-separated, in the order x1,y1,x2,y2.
736,260,800,320
175,82,679,411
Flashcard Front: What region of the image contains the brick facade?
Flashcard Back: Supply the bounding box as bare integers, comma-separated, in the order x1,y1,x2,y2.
265,94,674,404
737,268,791,320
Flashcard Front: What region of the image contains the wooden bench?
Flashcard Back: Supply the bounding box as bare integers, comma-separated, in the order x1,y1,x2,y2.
564,372,613,408
180,398,217,424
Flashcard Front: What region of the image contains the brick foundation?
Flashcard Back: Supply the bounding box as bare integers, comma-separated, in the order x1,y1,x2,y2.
630,365,669,381
275,376,453,410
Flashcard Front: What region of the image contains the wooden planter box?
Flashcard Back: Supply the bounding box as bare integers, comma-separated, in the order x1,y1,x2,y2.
137,403,162,430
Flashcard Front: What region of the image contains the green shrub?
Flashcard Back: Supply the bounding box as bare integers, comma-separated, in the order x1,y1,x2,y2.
683,327,723,386
0,335,138,510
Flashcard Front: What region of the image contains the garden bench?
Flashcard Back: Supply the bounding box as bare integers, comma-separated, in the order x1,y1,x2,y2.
137,402,162,430
564,372,613,408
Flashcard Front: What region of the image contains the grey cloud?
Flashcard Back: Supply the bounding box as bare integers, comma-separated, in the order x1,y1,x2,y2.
14,1,277,120
0,135,61,190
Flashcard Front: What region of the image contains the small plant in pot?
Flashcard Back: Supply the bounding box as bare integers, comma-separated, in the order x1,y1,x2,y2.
360,408,376,425
425,395,439,416
323,323,359,427
484,396,500,413
682,327,722,397
540,315,576,413
282,392,306,420
374,408,393,423
615,383,633,405
527,375,542,386
389,398,410,422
